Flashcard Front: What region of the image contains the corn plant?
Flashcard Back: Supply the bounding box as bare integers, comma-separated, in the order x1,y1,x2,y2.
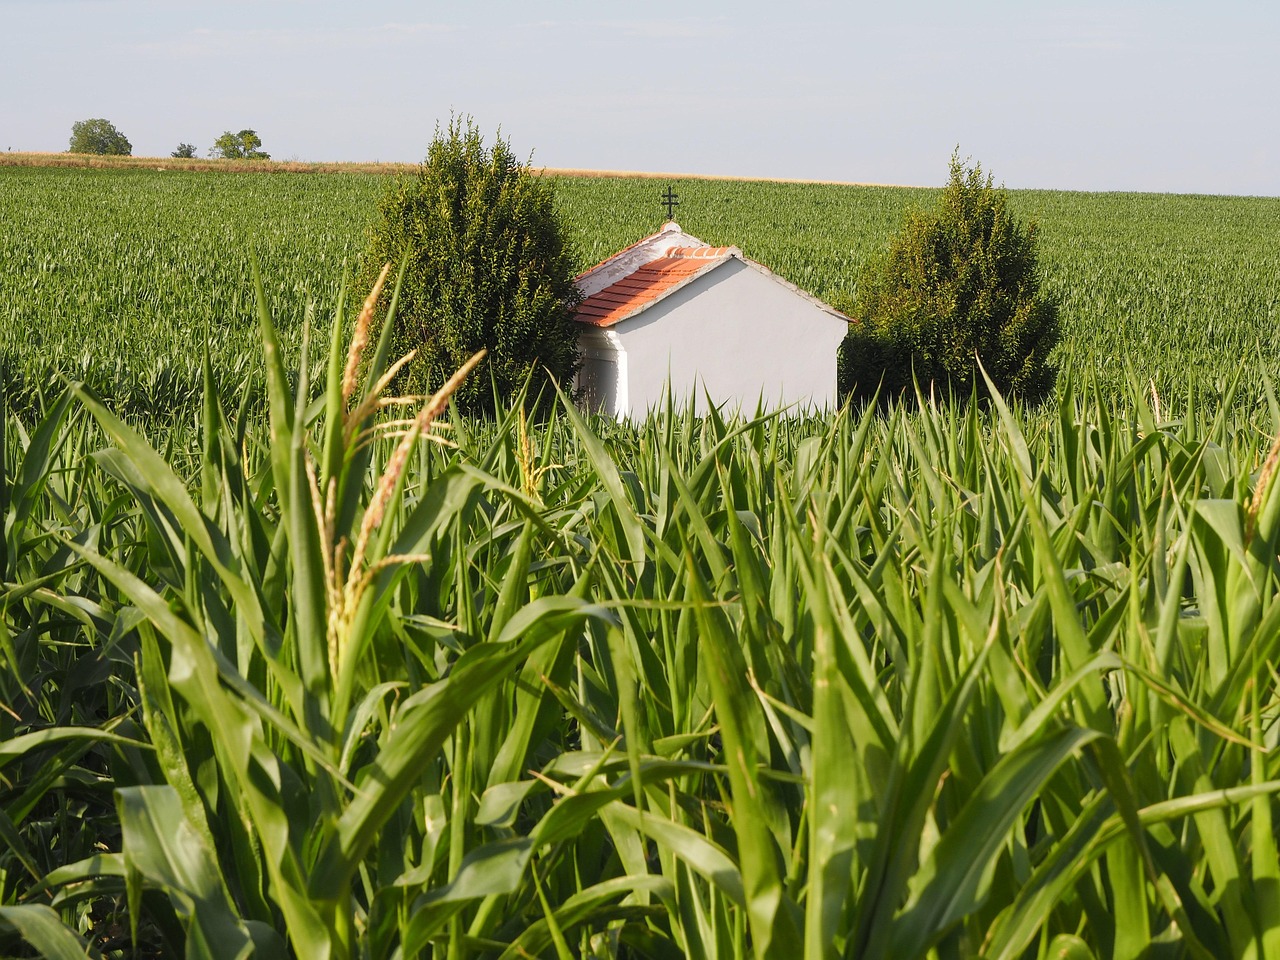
4,261,1280,957
2,263,616,957
0,384,161,957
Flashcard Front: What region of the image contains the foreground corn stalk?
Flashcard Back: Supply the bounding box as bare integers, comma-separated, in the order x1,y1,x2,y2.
4,263,611,959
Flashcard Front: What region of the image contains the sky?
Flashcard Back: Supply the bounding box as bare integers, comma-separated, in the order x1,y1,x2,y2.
2,0,1277,196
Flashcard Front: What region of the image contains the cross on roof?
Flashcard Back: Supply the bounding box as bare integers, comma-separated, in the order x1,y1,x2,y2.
661,186,680,221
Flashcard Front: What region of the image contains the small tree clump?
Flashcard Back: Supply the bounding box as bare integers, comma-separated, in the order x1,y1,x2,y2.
209,130,269,160
171,143,197,159
838,154,1059,404
360,118,581,414
68,118,131,156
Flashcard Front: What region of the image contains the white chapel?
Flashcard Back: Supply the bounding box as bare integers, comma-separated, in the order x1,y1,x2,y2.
573,221,851,418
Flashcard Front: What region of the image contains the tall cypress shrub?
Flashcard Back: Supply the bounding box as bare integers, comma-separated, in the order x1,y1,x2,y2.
361,118,581,414
839,155,1059,404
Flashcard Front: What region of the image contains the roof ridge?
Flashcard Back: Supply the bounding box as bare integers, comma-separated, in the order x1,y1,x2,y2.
573,223,708,288
573,229,664,280
664,245,740,260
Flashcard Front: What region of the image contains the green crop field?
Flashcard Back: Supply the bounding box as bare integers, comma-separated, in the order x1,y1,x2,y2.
2,165,1279,421
4,163,1280,959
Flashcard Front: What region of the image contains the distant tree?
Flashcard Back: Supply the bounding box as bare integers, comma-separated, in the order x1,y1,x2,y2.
838,153,1059,404
209,130,270,160
68,118,132,156
171,143,197,159
359,117,581,414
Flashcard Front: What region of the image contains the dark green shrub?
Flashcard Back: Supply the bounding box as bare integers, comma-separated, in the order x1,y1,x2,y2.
838,154,1059,404
360,118,581,414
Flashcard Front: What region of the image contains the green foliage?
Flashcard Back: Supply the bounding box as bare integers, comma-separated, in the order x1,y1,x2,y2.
171,142,197,159
839,154,1060,404
209,129,269,160
360,118,581,414
10,162,1280,955
7,289,1280,956
67,118,131,156
4,165,1280,425
0,166,376,427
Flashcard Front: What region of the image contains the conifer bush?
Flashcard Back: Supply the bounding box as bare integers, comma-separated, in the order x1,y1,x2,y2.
361,118,581,414
838,154,1059,403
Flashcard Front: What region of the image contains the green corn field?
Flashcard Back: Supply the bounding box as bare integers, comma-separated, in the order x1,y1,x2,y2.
3,166,1280,422
3,165,1280,958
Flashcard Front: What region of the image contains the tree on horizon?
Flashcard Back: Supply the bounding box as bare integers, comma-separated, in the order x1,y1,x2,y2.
68,118,131,156
209,130,269,160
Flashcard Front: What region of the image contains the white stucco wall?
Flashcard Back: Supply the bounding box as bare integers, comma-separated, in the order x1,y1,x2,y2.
574,328,626,414
609,259,849,417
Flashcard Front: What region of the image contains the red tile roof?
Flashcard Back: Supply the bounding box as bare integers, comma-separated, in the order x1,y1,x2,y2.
575,246,735,328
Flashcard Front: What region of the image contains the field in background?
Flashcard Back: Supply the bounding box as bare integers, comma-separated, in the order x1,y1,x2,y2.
2,164,1278,424
0,151,422,176
0,151,906,185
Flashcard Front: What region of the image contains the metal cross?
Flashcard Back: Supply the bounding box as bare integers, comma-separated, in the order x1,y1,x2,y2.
661,186,680,221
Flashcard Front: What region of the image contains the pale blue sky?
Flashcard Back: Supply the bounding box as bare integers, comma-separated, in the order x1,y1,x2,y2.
2,0,1276,195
